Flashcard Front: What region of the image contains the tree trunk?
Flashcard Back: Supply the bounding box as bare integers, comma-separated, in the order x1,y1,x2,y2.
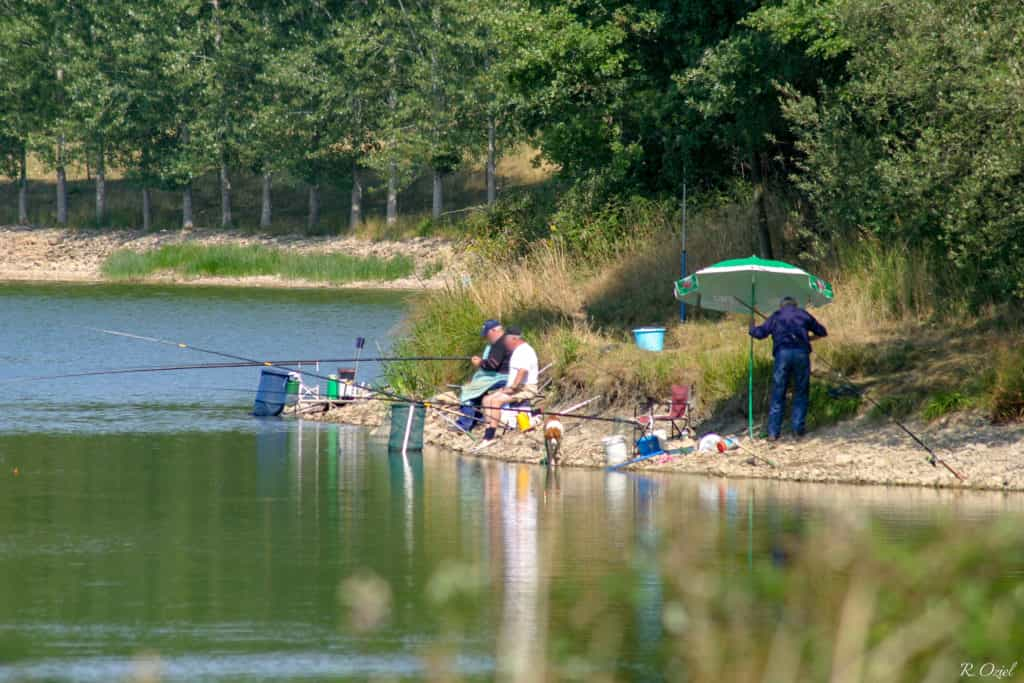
142,187,152,231
95,146,106,226
55,67,67,225
183,184,194,229
56,134,67,225
181,125,193,229
18,145,28,224
751,153,774,259
260,170,272,228
220,161,232,228
56,168,67,225
487,117,497,206
386,161,398,225
432,169,443,219
307,183,320,230
349,165,362,230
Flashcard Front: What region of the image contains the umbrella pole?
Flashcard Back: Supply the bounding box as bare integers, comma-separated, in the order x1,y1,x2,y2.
748,279,755,439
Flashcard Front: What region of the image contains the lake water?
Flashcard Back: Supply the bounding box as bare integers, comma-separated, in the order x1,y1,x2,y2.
0,283,1021,681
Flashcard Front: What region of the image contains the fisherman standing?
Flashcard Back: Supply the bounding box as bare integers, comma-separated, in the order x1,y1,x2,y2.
749,296,828,441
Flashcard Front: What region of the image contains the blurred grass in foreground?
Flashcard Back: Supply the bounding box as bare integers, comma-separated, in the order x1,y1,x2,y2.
335,513,1024,682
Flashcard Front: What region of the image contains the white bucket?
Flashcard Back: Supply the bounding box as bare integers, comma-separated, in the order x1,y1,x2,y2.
602,435,629,467
653,429,668,447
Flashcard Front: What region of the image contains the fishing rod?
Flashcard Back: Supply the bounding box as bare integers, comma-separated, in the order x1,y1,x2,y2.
89,329,471,367
0,355,473,385
87,327,645,429
85,327,474,417
735,298,966,481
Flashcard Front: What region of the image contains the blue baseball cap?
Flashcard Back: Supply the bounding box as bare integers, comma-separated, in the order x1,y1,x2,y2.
480,319,501,337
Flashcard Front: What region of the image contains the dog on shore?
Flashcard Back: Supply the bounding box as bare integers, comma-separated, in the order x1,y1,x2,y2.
543,416,563,466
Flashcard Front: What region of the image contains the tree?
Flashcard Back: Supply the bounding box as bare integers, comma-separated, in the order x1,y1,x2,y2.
780,0,1024,300
0,4,56,224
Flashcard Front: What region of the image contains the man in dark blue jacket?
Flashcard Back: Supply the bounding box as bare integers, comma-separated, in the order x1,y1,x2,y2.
749,296,828,440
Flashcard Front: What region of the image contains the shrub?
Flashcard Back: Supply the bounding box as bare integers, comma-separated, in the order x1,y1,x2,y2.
922,391,973,421
991,348,1024,424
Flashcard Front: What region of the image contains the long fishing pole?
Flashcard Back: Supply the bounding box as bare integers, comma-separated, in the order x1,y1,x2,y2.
735,298,965,481
89,329,470,367
0,355,473,384
86,327,471,417
86,327,644,428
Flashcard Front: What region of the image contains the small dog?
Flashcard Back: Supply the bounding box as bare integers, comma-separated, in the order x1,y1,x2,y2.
543,416,564,466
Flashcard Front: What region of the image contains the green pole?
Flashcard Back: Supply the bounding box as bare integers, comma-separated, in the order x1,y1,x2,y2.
748,278,755,439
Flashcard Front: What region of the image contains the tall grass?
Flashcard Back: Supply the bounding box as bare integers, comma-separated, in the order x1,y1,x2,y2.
991,347,1024,423
101,243,415,283
828,239,954,325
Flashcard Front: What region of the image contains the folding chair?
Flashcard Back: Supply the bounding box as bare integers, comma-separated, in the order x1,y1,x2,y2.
634,384,695,445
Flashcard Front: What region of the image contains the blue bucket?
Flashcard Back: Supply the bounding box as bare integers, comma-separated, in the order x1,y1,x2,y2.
632,327,666,352
253,367,291,417
636,434,663,456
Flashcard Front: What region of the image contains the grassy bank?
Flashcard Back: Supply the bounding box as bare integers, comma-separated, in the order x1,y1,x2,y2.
386,198,1024,432
101,243,416,284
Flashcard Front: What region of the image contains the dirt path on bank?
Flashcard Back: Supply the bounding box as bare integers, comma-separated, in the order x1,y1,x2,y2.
306,398,1024,491
0,225,461,289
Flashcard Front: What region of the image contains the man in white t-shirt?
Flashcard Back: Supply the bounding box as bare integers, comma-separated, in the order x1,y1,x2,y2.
475,327,539,450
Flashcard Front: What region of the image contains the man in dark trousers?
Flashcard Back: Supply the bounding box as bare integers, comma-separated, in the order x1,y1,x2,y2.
749,296,828,440
451,320,510,432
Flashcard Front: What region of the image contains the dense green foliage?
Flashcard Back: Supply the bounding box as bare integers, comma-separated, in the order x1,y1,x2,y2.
2,0,1022,300
778,0,1024,301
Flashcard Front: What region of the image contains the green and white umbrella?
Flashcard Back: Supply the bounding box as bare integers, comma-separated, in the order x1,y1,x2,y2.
673,255,834,437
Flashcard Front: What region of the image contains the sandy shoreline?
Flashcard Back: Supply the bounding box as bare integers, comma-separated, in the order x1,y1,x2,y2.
301,398,1024,492
0,225,459,289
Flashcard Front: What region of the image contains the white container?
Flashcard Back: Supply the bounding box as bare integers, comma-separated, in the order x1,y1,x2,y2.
698,433,740,454
653,429,668,448
698,433,723,453
602,435,629,467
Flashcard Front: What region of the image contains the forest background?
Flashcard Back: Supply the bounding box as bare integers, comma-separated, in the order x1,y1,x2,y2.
2,0,1022,304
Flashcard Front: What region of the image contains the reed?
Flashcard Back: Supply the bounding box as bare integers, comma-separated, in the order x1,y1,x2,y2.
101,243,415,283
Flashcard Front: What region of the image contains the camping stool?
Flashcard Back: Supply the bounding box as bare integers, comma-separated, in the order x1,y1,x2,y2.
633,384,695,451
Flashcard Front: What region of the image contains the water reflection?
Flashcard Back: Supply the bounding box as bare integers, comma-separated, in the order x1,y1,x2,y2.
634,476,663,674
497,464,542,680
3,424,1024,681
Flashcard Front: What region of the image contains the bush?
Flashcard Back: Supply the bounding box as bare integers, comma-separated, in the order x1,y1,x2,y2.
991,348,1024,424
385,285,484,396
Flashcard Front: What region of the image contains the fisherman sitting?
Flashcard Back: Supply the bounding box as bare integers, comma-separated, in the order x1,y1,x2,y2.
475,327,539,450
452,319,510,432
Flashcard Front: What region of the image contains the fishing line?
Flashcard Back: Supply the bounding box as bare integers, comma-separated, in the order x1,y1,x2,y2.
0,356,472,384
739,299,965,480
78,327,644,430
